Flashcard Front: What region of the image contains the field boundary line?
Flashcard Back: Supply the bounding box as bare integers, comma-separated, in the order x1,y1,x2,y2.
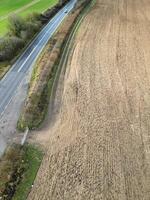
49,0,96,119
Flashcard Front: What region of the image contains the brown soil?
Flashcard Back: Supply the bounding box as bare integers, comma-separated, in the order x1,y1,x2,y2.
28,0,150,199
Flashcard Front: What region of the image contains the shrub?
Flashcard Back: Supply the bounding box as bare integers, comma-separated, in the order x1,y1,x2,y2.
25,12,42,36
8,13,42,40
0,36,24,61
26,12,41,22
21,21,41,40
8,14,26,37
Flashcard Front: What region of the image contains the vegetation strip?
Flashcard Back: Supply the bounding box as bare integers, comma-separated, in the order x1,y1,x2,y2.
0,144,43,200
12,145,43,200
18,0,94,131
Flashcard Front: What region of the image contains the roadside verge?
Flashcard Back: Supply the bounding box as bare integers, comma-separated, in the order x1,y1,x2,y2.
18,0,95,131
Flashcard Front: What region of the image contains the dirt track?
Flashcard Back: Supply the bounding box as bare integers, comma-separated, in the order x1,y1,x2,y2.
28,0,150,199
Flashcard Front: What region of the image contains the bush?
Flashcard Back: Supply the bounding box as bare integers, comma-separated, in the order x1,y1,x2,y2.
25,12,42,38
0,144,22,196
0,36,24,61
8,13,41,40
8,14,26,37
21,21,41,40
26,12,41,22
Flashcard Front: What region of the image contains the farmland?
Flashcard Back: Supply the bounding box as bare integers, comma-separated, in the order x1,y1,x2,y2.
28,0,150,199
0,0,57,35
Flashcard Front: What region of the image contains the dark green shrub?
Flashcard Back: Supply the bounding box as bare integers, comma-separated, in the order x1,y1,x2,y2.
8,14,26,37
0,36,24,61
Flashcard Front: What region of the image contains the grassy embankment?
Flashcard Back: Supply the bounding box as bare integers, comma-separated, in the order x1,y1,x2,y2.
18,0,94,130
0,144,43,200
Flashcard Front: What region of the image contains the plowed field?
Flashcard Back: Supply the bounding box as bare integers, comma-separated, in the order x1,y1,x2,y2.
28,0,150,199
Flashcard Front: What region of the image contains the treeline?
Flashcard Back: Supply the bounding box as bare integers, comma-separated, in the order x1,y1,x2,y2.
0,0,69,62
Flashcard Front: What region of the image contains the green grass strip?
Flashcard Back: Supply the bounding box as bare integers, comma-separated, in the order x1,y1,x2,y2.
12,144,43,200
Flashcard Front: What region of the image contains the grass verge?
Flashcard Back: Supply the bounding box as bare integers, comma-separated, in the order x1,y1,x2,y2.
12,144,43,200
17,0,94,131
0,145,22,197
0,144,43,200
17,10,80,130
0,61,10,79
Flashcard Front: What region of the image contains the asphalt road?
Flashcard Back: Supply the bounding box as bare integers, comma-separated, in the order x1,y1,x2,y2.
0,0,76,116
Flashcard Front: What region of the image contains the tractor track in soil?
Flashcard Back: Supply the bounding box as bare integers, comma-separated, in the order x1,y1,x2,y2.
28,0,150,199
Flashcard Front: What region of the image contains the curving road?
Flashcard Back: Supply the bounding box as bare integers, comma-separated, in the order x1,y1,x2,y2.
0,0,76,117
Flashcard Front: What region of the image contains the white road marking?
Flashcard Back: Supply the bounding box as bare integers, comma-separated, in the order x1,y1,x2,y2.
0,1,76,118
